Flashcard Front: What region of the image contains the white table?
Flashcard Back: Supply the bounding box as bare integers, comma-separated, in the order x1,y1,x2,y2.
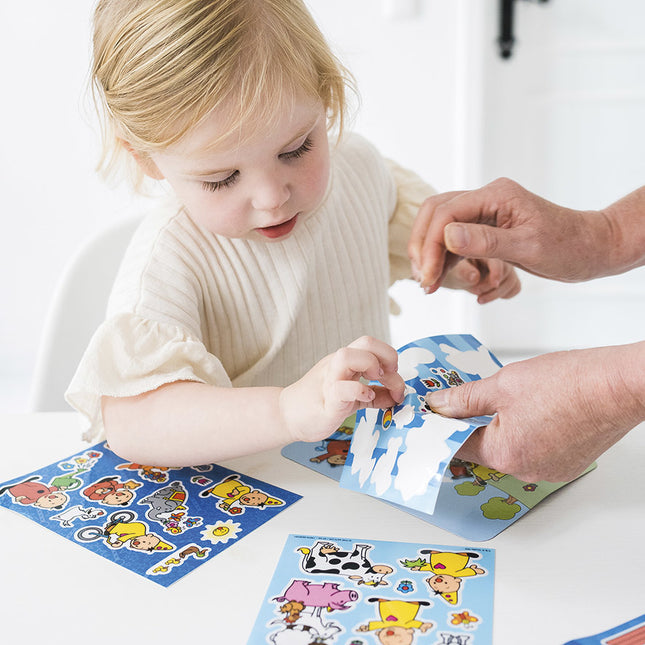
1,412,643,644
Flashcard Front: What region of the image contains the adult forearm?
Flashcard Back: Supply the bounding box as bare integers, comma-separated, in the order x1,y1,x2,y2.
102,381,292,466
611,339,645,427
597,186,645,277
409,179,645,291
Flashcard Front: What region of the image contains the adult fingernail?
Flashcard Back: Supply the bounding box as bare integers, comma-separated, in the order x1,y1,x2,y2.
445,224,468,250
466,271,478,284
411,261,421,282
425,389,449,411
423,281,440,295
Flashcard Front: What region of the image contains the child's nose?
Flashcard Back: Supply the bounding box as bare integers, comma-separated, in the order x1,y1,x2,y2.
252,174,289,212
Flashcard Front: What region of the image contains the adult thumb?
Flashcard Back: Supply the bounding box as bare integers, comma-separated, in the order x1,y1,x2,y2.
444,222,517,265
425,379,496,419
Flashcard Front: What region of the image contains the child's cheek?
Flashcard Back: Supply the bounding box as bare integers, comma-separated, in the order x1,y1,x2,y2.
304,152,330,207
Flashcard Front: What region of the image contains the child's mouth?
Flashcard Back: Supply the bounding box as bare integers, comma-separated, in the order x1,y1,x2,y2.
257,215,298,239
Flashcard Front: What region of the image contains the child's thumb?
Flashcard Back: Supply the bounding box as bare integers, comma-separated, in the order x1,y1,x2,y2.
424,380,495,418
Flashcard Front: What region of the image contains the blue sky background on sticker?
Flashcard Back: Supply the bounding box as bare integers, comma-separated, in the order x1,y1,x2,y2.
248,534,495,644
340,335,498,515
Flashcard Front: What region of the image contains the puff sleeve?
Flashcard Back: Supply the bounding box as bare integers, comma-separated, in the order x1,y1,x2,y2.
65,313,231,443
386,159,437,285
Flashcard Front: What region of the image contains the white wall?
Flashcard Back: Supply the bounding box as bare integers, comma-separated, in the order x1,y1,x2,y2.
0,2,153,407
474,0,645,352
0,1,474,411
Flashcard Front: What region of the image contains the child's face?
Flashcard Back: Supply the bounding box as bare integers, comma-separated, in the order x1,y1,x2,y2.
145,96,330,241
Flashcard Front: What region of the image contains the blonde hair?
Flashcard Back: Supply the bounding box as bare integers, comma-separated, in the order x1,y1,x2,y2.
91,0,354,187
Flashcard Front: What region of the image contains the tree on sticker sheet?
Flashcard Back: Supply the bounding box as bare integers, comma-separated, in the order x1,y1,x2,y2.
480,495,522,520
484,474,565,509
454,480,486,496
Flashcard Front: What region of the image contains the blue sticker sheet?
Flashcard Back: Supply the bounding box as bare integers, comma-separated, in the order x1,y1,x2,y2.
339,335,497,516
282,334,595,541
563,614,645,644
0,442,301,586
248,534,495,644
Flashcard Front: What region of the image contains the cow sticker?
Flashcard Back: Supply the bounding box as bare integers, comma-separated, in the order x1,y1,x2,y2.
249,534,495,644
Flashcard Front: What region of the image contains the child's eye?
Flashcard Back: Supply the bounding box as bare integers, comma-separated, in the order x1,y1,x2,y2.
280,136,313,161
202,170,239,192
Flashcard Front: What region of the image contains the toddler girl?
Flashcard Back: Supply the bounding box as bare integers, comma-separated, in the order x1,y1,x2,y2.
66,0,519,466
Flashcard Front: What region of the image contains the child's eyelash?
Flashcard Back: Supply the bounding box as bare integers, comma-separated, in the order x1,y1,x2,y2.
280,136,313,160
201,137,313,192
202,170,240,192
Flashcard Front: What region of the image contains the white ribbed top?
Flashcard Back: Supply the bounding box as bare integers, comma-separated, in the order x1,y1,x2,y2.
66,133,435,441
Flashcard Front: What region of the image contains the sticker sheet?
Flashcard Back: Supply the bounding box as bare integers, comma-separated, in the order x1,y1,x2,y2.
282,334,595,541
248,534,495,645
0,442,301,586
339,335,498,516
563,614,645,645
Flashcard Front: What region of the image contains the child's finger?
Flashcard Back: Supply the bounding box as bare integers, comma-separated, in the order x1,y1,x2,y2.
329,380,376,408
329,346,385,383
346,337,406,402
369,385,405,409
476,269,522,304
441,258,482,290
375,370,406,404
331,338,405,404
347,336,400,375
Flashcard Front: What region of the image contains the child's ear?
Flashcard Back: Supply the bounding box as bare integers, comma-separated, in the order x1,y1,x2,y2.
120,139,164,180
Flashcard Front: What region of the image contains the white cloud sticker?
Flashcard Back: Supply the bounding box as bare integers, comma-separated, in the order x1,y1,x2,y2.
393,404,415,429
349,408,380,486
398,347,437,381
394,413,472,502
370,436,402,495
440,343,500,378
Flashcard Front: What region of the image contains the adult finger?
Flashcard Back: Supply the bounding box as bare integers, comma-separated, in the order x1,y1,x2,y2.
443,221,525,266
409,191,464,272
424,378,497,418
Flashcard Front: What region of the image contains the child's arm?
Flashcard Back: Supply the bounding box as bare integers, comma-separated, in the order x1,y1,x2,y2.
102,335,405,466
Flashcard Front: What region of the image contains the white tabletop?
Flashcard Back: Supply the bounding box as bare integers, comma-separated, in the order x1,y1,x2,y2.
0,412,643,644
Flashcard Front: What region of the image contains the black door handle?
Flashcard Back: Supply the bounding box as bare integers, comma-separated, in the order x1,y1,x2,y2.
498,0,551,59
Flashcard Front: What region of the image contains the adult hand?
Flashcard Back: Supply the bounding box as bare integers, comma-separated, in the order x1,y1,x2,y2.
440,257,522,304
408,178,611,294
281,336,406,443
425,343,645,482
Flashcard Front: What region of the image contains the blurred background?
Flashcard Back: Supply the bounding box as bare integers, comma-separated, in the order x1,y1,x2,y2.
1,0,644,413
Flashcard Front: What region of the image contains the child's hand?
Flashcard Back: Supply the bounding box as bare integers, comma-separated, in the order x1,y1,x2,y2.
437,257,521,304
280,336,406,443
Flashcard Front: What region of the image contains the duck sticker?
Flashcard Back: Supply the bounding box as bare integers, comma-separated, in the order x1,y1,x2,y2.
400,550,486,605
199,474,285,515
249,535,495,644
